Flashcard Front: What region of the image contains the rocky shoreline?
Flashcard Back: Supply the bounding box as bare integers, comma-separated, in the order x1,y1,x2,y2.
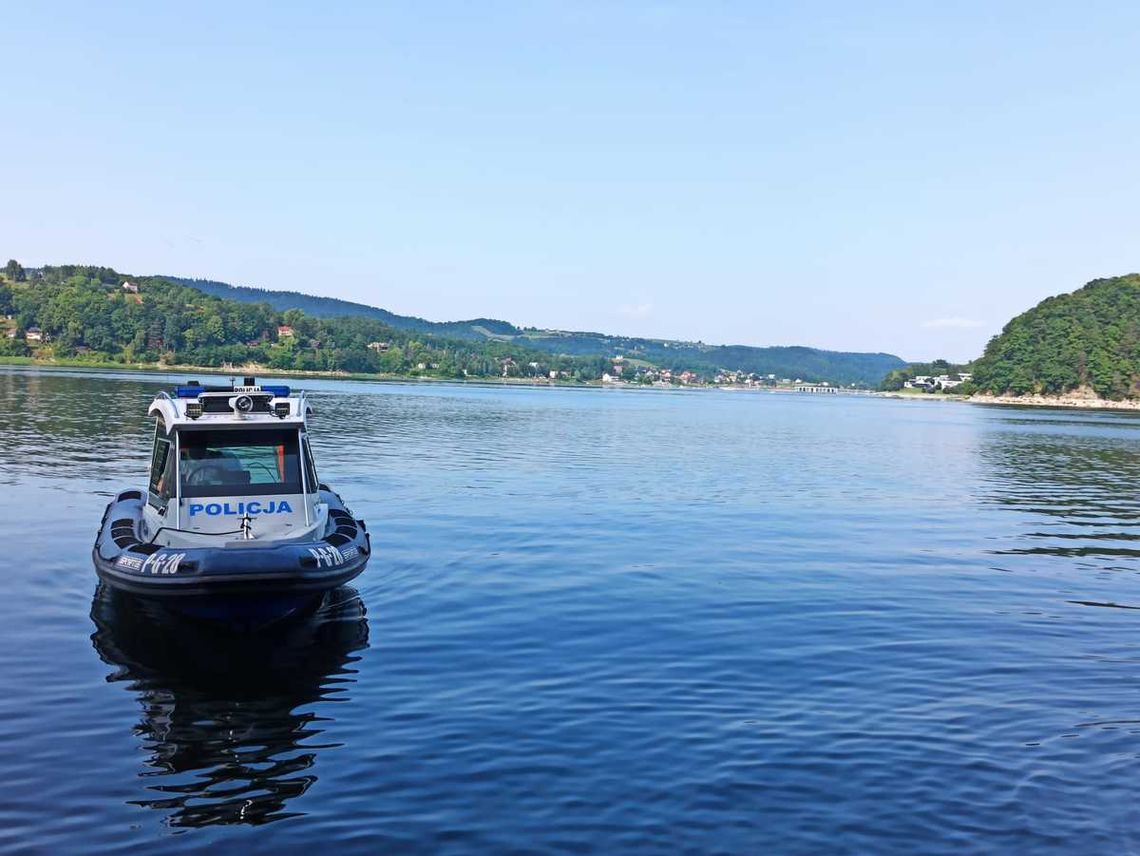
875,389,1140,411
969,392,1140,411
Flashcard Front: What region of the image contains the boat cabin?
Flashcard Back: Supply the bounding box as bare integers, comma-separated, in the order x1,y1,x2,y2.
143,379,326,545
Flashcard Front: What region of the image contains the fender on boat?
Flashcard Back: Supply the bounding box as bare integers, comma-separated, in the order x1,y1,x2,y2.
92,486,371,601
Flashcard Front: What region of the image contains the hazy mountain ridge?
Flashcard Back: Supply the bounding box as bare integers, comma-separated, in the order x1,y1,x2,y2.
168,278,519,339
168,275,906,385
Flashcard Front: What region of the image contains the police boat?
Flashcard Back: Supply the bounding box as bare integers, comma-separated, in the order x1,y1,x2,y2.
93,378,371,623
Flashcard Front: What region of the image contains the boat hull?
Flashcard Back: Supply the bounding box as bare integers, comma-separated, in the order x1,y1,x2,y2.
92,488,371,624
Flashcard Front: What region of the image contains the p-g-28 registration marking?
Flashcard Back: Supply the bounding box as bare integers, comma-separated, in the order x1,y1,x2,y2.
308,545,345,568
141,552,186,575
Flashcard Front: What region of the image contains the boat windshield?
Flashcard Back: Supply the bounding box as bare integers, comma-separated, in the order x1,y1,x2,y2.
178,428,302,498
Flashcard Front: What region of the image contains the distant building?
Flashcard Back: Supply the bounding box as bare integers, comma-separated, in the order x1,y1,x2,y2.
795,383,838,394
904,372,970,391
121,281,139,294
277,325,295,338
367,341,390,352
25,327,44,343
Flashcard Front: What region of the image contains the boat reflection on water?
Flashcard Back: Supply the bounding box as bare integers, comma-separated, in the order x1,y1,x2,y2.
89,585,369,827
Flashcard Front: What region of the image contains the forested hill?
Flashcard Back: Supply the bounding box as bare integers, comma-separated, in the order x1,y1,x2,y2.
972,274,1140,399
169,274,905,385
0,264,608,380
169,277,518,340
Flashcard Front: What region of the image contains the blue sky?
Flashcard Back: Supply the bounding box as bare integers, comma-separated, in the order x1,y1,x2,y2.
3,2,1139,361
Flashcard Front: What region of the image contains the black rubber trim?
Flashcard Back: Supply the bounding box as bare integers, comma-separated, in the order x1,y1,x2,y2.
93,552,365,598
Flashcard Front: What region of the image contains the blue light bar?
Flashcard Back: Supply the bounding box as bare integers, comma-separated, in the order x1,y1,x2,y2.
173,383,290,398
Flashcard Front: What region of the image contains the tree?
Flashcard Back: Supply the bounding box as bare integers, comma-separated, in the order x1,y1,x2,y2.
972,275,1140,399
0,335,29,357
0,263,704,383
4,260,25,282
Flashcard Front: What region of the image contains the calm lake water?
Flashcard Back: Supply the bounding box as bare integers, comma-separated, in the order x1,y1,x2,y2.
3,368,1140,853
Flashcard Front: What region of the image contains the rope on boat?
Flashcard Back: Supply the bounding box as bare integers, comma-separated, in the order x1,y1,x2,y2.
144,525,247,544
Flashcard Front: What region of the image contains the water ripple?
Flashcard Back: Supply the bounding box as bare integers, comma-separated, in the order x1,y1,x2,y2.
3,369,1140,852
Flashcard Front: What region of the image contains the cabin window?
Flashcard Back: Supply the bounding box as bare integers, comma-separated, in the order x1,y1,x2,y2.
302,436,320,494
147,420,175,507
179,429,302,498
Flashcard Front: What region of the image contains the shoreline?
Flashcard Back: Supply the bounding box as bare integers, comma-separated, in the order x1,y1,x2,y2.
967,393,1140,412
879,390,1140,412
0,356,599,389
875,391,967,403
6,357,1140,411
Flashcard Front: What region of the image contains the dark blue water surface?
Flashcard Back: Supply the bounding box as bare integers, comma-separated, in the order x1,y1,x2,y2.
3,367,1140,854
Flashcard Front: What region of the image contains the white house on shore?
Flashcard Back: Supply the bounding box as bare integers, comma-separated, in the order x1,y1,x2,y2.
906,372,972,391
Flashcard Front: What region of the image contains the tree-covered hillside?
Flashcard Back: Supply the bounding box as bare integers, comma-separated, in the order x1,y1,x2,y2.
972,275,1140,399
0,264,607,380
2,262,907,384
171,277,518,340
169,273,906,385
